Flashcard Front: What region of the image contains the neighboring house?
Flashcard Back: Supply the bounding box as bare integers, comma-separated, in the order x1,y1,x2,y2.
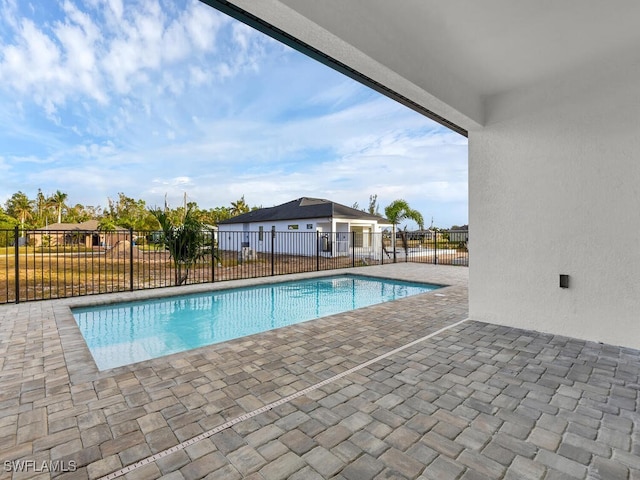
447,226,469,244
29,220,130,248
202,224,218,244
405,229,441,242
218,197,392,257
404,228,468,244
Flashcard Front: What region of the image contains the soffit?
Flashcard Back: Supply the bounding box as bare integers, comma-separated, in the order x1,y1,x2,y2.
276,0,640,97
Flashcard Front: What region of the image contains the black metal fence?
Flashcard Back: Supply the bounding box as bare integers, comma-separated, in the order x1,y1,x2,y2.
0,227,468,304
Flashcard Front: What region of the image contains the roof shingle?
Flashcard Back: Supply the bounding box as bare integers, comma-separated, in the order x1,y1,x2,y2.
219,197,390,224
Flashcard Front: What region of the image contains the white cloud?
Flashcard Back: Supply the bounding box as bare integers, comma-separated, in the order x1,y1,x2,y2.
0,1,469,227
188,66,210,86
161,71,185,96
162,18,191,62
183,0,225,52
2,19,59,88
306,80,366,110
0,0,235,115
107,0,123,20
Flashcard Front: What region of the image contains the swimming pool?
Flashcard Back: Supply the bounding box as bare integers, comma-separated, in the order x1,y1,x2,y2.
72,275,441,370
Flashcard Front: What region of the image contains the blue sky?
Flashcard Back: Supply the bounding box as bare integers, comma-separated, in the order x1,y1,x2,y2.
0,0,468,228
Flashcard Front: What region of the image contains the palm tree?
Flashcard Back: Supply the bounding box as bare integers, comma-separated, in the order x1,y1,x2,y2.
230,195,250,216
384,199,424,262
47,190,68,224
150,206,216,286
5,191,34,236
13,195,34,237
35,189,47,227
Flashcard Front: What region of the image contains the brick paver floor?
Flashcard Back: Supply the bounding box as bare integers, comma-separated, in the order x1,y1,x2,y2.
0,263,638,479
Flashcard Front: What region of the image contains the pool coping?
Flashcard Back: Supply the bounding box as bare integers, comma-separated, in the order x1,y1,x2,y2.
53,266,459,385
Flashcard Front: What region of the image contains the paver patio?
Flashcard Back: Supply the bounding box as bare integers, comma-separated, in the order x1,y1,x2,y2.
0,263,638,479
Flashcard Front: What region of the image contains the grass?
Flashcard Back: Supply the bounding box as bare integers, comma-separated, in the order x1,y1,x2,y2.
0,245,93,255
0,248,365,304
0,246,467,304
136,243,166,252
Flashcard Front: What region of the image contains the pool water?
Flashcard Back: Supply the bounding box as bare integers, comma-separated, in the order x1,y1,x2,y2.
72,275,441,370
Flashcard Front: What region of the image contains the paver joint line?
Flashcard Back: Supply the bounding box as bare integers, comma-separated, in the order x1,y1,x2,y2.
97,317,469,480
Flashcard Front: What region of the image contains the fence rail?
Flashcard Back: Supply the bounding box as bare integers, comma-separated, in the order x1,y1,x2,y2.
0,227,468,304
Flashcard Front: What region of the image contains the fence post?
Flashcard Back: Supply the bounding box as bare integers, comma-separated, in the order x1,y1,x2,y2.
352,231,356,267
129,228,134,291
404,233,408,263
271,228,275,277
211,231,215,283
316,231,320,271
14,226,19,304
405,239,408,262
381,233,384,265
393,229,397,264
434,230,438,265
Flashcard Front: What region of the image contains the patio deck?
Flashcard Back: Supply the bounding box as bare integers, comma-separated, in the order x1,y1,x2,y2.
0,264,638,479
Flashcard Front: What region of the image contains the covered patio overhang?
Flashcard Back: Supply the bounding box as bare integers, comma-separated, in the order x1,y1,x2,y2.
199,0,640,350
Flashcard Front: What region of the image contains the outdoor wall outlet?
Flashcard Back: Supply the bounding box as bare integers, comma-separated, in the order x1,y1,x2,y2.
559,274,569,288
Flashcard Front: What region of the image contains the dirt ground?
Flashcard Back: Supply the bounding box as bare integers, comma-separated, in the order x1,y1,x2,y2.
0,248,467,304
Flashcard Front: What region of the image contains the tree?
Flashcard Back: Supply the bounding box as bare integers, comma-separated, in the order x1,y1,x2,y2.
47,190,68,224
200,206,231,226
98,217,117,232
0,210,18,237
0,210,18,247
65,203,94,223
368,194,380,215
35,189,48,227
230,195,250,216
384,199,424,262
150,206,214,286
5,191,34,236
106,193,156,230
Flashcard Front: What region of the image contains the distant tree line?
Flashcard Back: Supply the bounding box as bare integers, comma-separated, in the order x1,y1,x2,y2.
0,190,258,232
2,189,460,235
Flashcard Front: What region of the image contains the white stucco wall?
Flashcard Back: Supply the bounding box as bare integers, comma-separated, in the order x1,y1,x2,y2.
217,218,388,256
469,49,640,349
218,219,319,254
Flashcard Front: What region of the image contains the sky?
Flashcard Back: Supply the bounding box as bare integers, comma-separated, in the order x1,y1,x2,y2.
0,0,468,229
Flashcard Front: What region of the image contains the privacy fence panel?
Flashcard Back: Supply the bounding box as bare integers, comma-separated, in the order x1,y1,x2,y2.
0,228,467,304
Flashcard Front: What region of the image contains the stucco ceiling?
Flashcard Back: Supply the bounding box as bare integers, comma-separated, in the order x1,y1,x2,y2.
202,0,640,130
275,0,640,96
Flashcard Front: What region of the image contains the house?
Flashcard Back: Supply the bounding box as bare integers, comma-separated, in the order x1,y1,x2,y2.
217,197,391,257
29,220,130,249
447,226,469,244
404,229,442,242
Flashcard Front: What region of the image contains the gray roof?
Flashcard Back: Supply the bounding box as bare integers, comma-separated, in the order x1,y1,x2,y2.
219,197,390,225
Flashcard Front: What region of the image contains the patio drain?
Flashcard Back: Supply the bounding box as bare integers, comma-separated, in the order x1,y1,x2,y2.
99,317,469,480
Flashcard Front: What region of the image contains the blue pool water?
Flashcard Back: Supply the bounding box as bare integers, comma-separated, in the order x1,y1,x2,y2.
72,275,441,370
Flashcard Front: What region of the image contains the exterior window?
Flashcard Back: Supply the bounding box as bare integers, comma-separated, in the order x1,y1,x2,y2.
306,224,313,229
259,226,264,241
288,225,299,230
